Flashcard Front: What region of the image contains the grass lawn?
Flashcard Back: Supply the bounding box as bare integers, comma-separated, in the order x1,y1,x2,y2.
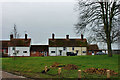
2,55,120,79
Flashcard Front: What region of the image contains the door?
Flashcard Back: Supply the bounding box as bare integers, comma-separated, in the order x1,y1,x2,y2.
44,52,47,56
76,50,79,56
59,50,62,56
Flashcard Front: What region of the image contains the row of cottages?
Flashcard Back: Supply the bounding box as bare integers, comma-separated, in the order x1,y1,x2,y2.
0,34,31,57
48,34,88,56
0,34,49,57
8,34,31,56
0,33,99,57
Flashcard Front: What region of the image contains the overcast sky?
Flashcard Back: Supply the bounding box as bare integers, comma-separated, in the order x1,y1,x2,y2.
1,2,80,45
0,0,119,49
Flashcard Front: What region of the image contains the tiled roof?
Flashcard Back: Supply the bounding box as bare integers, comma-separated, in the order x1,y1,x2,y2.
30,45,48,51
49,39,87,47
88,44,99,50
8,39,31,47
0,40,10,48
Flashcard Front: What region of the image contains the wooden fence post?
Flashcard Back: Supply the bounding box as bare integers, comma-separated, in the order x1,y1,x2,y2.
107,70,110,78
78,70,81,78
50,66,52,68
45,66,47,73
58,68,61,75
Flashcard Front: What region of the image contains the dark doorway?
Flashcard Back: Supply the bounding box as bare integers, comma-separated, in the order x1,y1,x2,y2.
59,50,62,56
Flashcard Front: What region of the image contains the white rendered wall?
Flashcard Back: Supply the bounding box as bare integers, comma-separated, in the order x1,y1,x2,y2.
68,47,87,55
49,47,87,56
81,47,87,55
56,47,67,56
8,47,30,56
49,47,57,56
49,47,67,56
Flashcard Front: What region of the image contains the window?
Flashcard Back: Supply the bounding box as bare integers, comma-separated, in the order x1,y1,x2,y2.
23,51,27,53
12,47,15,50
72,47,74,50
51,51,55,53
83,51,86,53
63,47,66,50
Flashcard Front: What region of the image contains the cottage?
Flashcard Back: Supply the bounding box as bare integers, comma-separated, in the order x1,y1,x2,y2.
0,40,10,57
1,32,100,57
30,45,48,56
49,34,88,56
8,34,31,56
88,44,100,55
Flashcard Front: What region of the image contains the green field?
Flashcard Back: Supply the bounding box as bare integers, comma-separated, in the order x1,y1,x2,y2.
2,55,120,79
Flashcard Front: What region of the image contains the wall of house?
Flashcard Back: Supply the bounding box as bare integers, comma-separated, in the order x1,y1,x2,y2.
0,49,2,57
8,47,30,56
49,47,87,56
68,47,87,55
1,48,8,57
49,47,67,56
31,51,48,56
31,51,41,56
49,47,57,56
88,50,102,55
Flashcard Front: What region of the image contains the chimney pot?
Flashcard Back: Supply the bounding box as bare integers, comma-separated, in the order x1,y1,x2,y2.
25,34,27,40
10,34,13,40
52,33,55,39
66,35,69,39
81,34,83,40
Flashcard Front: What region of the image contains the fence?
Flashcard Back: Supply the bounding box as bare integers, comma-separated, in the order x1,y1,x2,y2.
44,66,111,78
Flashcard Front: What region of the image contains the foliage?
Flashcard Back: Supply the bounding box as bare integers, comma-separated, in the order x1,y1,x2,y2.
75,0,120,43
75,0,120,57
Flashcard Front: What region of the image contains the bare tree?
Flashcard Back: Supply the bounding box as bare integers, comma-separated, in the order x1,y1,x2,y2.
75,0,120,57
13,24,20,39
12,24,20,59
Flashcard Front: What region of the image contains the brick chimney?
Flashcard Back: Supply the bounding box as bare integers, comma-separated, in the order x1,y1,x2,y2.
10,34,13,40
52,33,55,39
66,35,69,39
25,34,27,40
81,34,83,40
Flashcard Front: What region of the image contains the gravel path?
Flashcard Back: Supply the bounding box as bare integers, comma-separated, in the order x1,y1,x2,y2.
0,69,26,79
0,70,34,80
1,71,25,78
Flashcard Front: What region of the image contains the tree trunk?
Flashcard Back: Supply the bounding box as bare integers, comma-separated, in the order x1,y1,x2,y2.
107,41,112,57
107,33,112,57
